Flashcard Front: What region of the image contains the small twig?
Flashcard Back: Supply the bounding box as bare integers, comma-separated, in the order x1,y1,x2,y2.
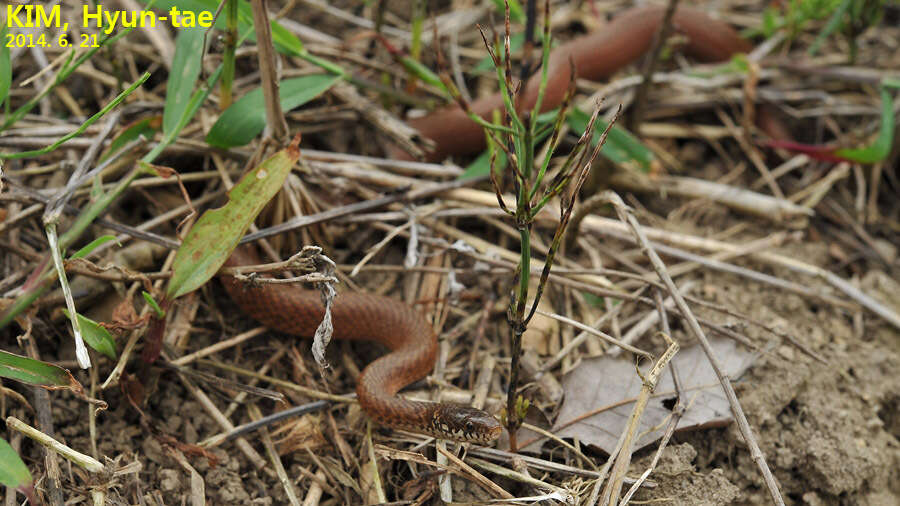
250,0,288,141
6,416,103,473
166,448,205,506
241,175,488,243
520,422,599,471
607,171,813,223
197,359,357,405
63,257,157,290
626,0,680,132
222,347,289,419
469,447,649,483
330,80,425,158
533,308,651,358
231,272,337,285
364,424,388,503
1,173,184,250
435,445,513,499
204,400,330,447
601,333,678,506
158,361,284,401
538,285,647,374
170,328,268,368
41,110,121,220
467,457,574,500
249,404,302,505
619,297,686,506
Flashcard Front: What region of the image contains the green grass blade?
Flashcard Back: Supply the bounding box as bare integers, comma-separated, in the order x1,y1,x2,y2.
206,74,340,148
566,108,654,171
61,311,117,359
69,235,119,260
0,23,10,105
398,57,448,94
164,26,206,136
834,87,895,163
808,0,852,55
142,291,164,318
141,0,306,57
166,136,302,300
0,438,32,494
0,72,150,160
459,148,508,180
149,66,223,163
883,78,900,90
0,351,81,390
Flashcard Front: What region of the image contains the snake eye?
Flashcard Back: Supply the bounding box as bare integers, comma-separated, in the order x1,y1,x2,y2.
465,421,474,433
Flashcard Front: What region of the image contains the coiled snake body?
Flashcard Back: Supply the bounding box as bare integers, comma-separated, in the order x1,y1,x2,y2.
222,247,503,443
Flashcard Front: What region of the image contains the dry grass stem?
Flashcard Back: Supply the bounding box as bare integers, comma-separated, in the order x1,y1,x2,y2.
601,333,678,505
250,404,302,505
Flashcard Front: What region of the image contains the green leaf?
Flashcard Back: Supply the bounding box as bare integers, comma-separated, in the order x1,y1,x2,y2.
153,67,222,161
459,148,508,180
142,291,164,318
567,108,654,171
0,351,81,390
0,23,10,105
761,7,779,37
809,0,852,55
164,26,206,136
166,136,302,299
727,54,750,74
398,57,447,94
581,292,605,307
206,74,340,148
69,235,119,260
61,310,117,359
141,0,306,57
489,0,525,23
474,32,526,73
834,87,895,163
0,438,32,492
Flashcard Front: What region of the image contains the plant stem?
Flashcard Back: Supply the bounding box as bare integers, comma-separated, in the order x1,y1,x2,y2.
220,0,239,110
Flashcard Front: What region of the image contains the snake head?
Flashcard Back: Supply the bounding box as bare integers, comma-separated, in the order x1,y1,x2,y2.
432,406,503,443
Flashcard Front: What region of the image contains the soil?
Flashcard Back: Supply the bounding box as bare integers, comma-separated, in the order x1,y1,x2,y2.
630,238,900,505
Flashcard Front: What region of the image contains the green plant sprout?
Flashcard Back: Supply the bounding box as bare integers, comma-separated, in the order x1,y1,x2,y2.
439,1,619,450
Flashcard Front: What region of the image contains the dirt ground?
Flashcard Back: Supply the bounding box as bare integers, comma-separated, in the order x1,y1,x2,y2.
633,238,900,505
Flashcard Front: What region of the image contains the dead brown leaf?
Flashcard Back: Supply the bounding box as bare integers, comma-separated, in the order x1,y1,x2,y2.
545,337,755,453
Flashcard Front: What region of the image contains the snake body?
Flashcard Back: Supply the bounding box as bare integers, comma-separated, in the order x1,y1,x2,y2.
402,6,759,162
222,247,503,443
221,6,760,443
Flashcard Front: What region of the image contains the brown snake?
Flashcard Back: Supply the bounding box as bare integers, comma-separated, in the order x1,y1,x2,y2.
221,247,503,443
395,5,776,162
219,6,769,443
